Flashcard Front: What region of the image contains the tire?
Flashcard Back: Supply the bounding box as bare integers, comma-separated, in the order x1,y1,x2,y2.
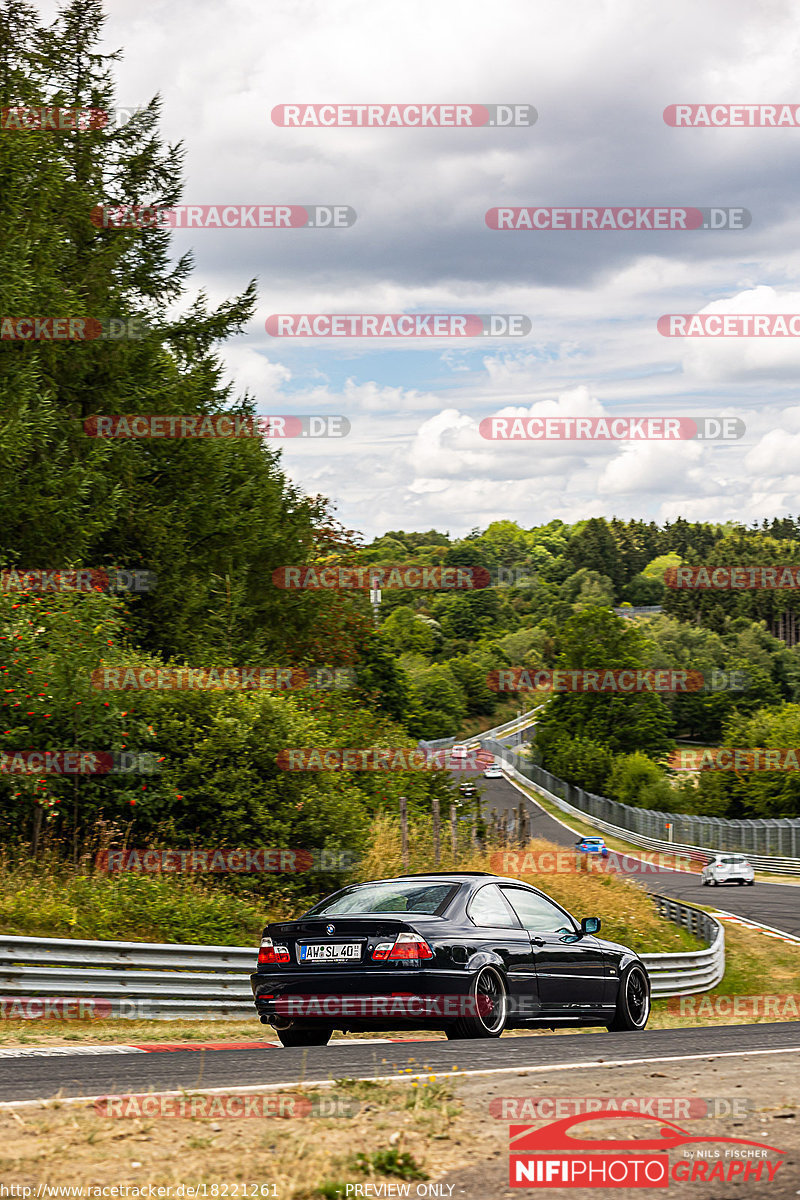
747,880,755,886
702,877,709,887
275,1026,332,1047
606,964,650,1032
445,966,508,1039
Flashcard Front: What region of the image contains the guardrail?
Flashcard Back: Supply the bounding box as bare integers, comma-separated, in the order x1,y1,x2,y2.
0,935,255,1020
418,707,541,755
0,893,724,1017
483,707,542,743
417,735,455,751
642,897,725,997
483,737,800,875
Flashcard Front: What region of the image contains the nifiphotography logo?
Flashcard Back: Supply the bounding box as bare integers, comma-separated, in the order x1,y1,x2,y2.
508,1110,784,1188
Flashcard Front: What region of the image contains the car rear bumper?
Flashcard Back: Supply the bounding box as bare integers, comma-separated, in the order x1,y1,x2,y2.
250,967,473,1028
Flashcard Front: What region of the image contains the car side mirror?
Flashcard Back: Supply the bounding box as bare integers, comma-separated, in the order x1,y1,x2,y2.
580,916,601,935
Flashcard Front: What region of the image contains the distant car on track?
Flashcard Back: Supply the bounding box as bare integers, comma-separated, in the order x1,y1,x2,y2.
701,853,754,886
251,871,651,1046
575,837,610,858
483,763,503,779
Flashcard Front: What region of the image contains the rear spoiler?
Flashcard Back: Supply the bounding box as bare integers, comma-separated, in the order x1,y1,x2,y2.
266,915,434,937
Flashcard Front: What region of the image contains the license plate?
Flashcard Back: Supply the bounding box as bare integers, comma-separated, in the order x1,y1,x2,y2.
299,942,361,963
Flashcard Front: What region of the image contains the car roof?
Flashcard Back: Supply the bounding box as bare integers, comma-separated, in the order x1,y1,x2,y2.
358,873,541,888
392,872,493,879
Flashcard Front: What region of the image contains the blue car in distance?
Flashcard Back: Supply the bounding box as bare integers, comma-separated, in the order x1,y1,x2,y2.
575,836,609,858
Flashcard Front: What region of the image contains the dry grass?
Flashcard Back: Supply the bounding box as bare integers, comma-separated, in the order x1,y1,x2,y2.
0,1084,443,1195
0,1054,796,1196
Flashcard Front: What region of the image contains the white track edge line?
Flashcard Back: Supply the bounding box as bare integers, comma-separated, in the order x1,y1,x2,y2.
711,908,800,945
2,1045,799,1111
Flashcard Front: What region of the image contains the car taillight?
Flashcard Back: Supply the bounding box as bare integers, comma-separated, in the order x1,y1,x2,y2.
371,933,434,961
258,937,291,965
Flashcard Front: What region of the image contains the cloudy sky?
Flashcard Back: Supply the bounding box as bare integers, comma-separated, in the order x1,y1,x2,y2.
53,0,800,538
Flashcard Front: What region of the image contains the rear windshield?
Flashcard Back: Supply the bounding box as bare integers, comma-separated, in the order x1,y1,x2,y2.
308,881,458,916
720,856,746,864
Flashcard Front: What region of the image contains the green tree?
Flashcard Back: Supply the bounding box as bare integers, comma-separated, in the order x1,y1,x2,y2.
567,519,623,593
0,0,333,667
535,608,673,761
607,752,674,810
382,606,439,656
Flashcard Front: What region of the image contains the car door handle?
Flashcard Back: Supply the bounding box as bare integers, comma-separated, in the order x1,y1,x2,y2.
531,936,545,946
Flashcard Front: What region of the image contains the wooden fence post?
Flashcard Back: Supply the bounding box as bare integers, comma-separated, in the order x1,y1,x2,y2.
432,797,441,866
399,795,409,870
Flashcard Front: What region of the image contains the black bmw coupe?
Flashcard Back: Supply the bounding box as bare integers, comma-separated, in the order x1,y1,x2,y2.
250,872,650,1045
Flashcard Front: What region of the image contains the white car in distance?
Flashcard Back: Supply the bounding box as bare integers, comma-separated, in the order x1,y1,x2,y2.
483,764,503,779
701,853,755,886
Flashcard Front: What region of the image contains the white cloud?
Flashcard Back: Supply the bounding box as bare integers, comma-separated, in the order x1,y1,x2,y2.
32,0,800,535
679,286,800,380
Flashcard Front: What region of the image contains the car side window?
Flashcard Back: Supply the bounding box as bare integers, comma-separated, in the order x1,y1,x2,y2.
501,887,576,933
468,884,521,928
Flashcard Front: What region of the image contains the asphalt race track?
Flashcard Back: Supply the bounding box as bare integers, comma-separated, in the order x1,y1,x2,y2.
1,1023,799,1104
472,769,800,937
